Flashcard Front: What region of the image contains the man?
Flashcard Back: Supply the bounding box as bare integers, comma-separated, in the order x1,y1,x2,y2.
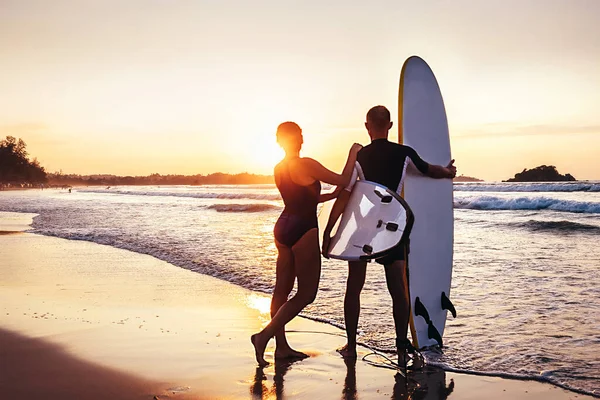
322,105,456,367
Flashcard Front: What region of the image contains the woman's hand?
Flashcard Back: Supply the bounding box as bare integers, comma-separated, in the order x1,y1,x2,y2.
350,143,363,156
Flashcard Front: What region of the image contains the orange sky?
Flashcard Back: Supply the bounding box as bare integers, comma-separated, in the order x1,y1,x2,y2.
1,0,599,181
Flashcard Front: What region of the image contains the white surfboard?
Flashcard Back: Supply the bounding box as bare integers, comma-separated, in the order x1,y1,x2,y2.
319,180,413,261
399,56,455,349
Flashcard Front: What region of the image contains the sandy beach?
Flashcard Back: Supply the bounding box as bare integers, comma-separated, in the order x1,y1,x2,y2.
0,213,594,399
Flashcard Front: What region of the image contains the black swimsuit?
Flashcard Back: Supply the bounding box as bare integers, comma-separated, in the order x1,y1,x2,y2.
274,160,321,247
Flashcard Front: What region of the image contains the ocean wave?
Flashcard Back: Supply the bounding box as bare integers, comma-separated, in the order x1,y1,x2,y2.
454,196,600,214
510,220,600,233
207,204,281,213
77,188,281,201
454,182,600,193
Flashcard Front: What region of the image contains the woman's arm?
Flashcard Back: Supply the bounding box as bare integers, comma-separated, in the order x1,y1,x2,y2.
299,143,362,187
318,186,343,203
322,189,351,257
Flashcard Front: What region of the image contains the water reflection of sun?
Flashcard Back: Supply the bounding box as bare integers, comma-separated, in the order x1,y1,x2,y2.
247,294,271,315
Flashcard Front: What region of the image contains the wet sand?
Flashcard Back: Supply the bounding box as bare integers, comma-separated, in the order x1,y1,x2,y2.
0,213,595,399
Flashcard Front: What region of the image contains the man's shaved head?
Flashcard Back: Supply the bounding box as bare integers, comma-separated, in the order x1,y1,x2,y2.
366,105,391,131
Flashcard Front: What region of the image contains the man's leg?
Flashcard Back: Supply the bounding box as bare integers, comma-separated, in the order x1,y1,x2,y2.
384,260,410,346
338,260,367,358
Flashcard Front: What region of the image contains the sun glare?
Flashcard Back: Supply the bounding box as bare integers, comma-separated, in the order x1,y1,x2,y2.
246,294,271,315
250,137,285,172
230,118,286,174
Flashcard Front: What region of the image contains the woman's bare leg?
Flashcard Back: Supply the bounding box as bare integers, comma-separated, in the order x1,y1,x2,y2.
252,228,321,366
271,239,308,359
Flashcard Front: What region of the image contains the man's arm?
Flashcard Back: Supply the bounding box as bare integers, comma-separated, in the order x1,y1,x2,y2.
321,189,351,258
425,159,456,179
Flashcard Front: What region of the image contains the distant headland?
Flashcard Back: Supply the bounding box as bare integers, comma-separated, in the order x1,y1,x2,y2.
504,165,576,182
453,175,483,182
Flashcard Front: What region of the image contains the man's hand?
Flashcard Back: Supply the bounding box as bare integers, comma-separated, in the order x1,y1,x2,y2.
446,159,456,179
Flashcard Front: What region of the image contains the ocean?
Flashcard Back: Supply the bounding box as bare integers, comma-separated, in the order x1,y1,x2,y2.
1,181,599,397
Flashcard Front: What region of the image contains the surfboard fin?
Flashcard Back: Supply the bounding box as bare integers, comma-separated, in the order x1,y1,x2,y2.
414,297,430,322
428,323,443,348
415,297,443,347
441,292,456,318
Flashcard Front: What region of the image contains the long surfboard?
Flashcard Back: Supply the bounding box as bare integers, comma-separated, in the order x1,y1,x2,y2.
319,180,413,261
399,56,455,349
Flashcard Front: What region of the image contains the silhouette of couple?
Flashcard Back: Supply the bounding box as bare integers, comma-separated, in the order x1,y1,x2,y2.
251,105,456,369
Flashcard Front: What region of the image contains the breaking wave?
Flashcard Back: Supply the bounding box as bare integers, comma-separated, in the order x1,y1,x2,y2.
454,196,600,214
207,204,281,213
454,182,600,193
77,188,281,201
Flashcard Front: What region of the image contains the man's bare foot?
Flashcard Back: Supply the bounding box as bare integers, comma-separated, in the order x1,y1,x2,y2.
397,349,425,371
336,344,357,358
275,346,309,360
251,333,270,367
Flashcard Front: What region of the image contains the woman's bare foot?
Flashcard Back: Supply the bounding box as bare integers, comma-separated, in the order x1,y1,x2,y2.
275,346,309,360
336,344,357,358
251,333,270,367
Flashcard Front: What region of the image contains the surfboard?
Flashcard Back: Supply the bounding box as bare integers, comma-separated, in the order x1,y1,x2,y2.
319,180,413,261
399,56,455,349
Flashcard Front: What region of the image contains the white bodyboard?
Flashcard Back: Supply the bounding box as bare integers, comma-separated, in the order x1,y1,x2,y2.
319,180,412,261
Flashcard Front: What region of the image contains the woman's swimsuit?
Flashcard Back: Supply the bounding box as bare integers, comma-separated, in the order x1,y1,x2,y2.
274,160,321,247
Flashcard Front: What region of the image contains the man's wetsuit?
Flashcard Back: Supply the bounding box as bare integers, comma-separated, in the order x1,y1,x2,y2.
353,138,429,264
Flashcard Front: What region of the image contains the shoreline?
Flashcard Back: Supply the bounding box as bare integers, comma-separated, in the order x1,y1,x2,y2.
0,213,597,399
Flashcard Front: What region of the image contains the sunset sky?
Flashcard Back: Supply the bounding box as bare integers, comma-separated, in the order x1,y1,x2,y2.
1,0,599,181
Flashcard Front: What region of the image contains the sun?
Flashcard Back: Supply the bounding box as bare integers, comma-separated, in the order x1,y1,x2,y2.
230,120,286,174
248,135,285,172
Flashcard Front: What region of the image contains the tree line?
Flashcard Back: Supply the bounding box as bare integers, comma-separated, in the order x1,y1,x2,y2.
0,136,48,187
1,135,275,187
48,172,274,186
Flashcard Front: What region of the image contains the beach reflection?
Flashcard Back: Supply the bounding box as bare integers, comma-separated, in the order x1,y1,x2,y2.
250,359,297,400
247,294,272,315
342,357,357,400
341,359,455,400
393,367,455,400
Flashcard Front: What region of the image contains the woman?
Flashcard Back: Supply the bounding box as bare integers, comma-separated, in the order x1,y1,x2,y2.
251,121,361,366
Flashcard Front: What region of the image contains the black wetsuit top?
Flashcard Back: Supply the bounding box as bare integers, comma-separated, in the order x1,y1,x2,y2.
356,138,429,264
357,138,429,192
274,160,321,247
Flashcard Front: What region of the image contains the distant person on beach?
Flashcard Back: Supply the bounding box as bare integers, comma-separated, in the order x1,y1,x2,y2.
322,105,456,370
251,121,362,366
